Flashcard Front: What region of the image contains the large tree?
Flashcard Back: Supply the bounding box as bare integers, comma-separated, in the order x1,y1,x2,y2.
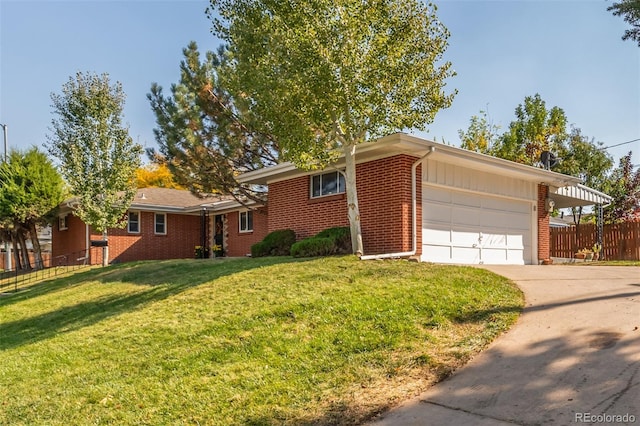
458,110,500,154
602,152,640,223
0,148,65,270
556,127,613,190
491,94,568,165
608,0,640,46
148,42,278,201
47,72,142,265
209,0,456,255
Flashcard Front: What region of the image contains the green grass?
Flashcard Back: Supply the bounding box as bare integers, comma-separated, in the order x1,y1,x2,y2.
0,256,523,425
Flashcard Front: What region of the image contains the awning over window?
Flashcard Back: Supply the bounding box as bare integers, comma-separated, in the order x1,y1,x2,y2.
550,184,612,208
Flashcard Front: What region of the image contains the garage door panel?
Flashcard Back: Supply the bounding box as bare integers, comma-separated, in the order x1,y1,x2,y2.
452,192,482,208
423,204,452,223
451,208,481,226
481,248,509,264
451,247,481,264
451,227,485,245
423,227,452,244
424,187,452,203
489,198,530,214
482,233,507,248
507,234,526,249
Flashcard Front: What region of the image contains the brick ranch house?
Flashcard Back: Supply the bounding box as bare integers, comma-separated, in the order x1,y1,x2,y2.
52,134,611,265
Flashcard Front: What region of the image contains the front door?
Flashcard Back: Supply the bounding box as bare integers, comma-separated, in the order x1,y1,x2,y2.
214,215,224,257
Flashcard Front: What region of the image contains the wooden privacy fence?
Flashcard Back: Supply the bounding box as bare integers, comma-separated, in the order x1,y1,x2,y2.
550,221,640,261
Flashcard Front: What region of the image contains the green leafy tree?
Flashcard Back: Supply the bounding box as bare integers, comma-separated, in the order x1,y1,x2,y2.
491,94,568,165
47,72,142,265
0,148,65,270
458,110,500,154
602,152,640,223
209,0,456,254
557,127,613,189
555,127,614,226
608,0,640,46
148,42,278,201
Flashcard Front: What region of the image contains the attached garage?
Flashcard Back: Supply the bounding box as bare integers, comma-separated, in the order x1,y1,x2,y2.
422,185,534,265
419,155,541,265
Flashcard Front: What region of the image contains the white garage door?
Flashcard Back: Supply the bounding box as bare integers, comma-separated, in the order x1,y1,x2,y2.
421,186,533,265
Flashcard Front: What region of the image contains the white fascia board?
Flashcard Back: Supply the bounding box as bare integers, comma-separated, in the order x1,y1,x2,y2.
236,132,583,186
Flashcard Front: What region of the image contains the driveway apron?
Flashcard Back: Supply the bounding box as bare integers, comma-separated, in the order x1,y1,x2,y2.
369,265,640,426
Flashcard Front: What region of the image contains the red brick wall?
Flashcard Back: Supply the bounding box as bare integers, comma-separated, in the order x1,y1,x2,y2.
52,213,90,261
53,212,202,265
105,212,201,263
225,207,269,257
537,184,550,262
267,154,420,255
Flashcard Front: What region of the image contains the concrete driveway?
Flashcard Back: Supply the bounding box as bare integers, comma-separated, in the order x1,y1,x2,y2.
369,265,640,426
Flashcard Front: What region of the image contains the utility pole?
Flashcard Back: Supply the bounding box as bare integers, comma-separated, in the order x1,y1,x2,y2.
0,123,12,271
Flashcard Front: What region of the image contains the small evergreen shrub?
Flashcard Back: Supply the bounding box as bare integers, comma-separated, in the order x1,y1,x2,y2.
291,237,335,258
251,229,296,257
250,241,270,258
315,227,351,254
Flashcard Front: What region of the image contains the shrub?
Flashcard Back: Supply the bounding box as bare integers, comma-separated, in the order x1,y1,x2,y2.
250,241,270,258
291,237,335,258
315,227,351,254
251,229,296,257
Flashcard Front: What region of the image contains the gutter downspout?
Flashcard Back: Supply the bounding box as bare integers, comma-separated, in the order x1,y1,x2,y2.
361,146,435,260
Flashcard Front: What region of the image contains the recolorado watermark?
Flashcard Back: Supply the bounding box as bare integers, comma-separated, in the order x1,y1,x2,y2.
575,412,637,424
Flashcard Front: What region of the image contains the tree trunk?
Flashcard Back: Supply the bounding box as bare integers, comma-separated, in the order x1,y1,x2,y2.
343,144,364,256
102,231,109,267
16,228,31,271
28,221,44,270
10,230,21,271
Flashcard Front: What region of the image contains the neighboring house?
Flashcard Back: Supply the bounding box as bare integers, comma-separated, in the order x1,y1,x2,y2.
52,187,268,264
238,133,611,265
53,134,612,266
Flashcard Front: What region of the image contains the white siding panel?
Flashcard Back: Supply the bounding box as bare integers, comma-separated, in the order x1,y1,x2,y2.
423,158,536,201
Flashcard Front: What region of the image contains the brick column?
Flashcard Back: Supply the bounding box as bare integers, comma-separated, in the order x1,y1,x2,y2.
537,184,550,263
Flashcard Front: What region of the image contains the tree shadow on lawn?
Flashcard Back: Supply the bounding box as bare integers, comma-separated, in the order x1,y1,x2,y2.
241,285,640,426
0,256,310,350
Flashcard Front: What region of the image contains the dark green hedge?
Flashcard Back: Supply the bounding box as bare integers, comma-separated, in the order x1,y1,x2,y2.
290,237,335,258
251,229,296,257
290,227,352,258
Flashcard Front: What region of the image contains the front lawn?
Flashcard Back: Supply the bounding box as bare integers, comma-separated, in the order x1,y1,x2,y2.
0,256,523,425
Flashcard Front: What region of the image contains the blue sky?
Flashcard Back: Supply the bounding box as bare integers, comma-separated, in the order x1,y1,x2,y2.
1,0,638,170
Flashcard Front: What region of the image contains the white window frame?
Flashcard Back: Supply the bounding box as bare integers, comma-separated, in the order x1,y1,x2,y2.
59,215,68,231
239,210,253,233
310,170,346,198
154,213,167,235
128,211,140,234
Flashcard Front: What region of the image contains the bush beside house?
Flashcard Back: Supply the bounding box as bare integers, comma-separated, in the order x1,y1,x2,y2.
291,227,351,258
251,229,297,257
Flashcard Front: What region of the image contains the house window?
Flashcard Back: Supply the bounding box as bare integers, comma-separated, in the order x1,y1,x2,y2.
155,213,166,235
128,211,140,233
239,210,253,233
59,215,68,231
311,171,345,198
